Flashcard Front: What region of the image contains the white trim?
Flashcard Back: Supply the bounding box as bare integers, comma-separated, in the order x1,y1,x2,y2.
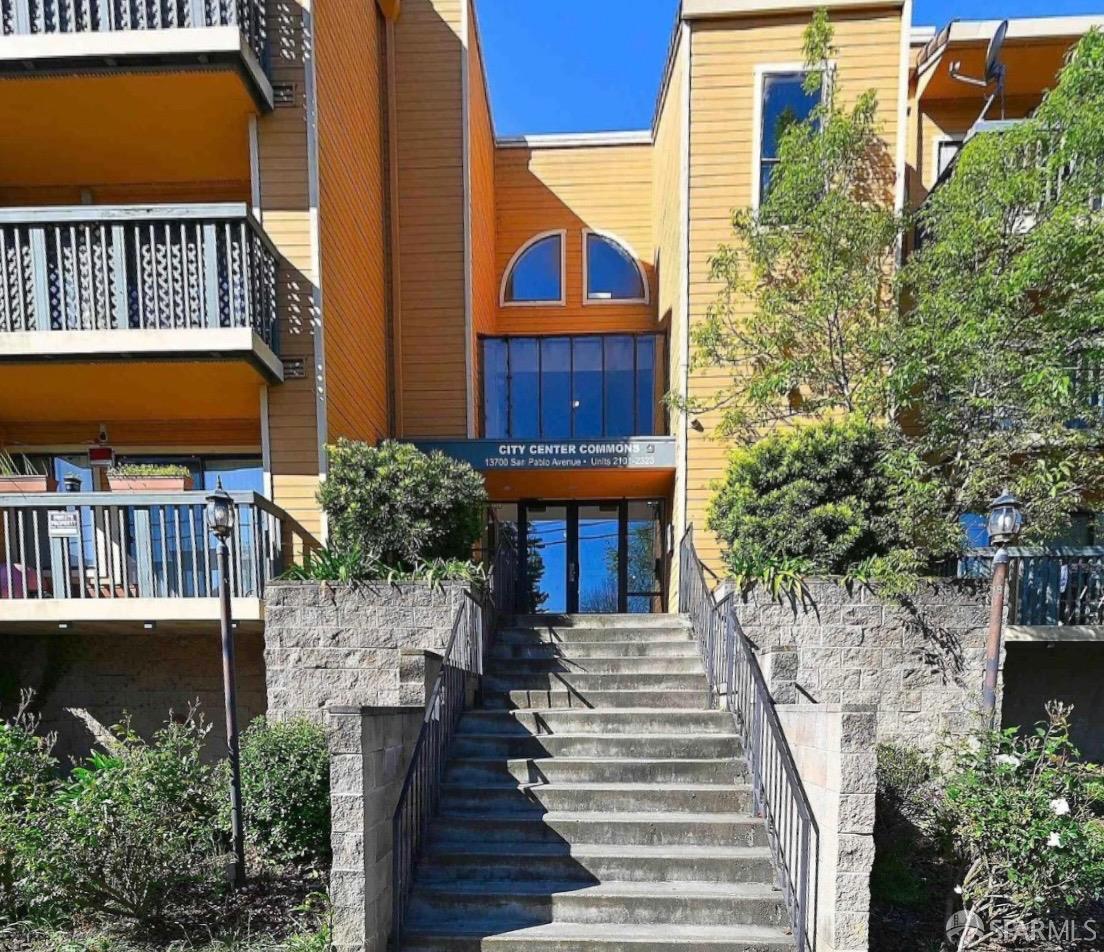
0,597,264,628
260,384,273,498
581,229,651,306
946,14,1104,43
910,25,936,45
495,131,653,149
932,132,965,181
683,0,903,17
893,0,912,216
461,0,475,437
750,62,810,214
498,229,567,308
248,114,261,223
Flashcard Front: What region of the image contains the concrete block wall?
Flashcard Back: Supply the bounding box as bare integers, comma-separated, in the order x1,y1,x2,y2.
264,581,468,720
776,704,878,952
738,578,993,748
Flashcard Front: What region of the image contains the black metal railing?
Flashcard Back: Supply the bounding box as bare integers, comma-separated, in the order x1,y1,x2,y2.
679,527,818,952
390,540,516,950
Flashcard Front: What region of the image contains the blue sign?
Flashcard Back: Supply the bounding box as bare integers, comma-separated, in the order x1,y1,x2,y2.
412,438,676,472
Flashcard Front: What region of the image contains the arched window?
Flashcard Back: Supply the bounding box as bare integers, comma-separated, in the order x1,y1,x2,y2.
501,231,565,305
584,231,648,303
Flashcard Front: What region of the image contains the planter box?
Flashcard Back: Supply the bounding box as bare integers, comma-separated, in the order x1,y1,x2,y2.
0,474,58,493
107,474,194,492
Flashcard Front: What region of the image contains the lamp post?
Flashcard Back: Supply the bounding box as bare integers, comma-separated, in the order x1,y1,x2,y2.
207,482,246,886
981,490,1023,724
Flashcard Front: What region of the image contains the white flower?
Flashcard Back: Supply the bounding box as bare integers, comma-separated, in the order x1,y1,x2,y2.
995,754,1021,768
1048,831,1063,848
1050,797,1071,816
954,885,963,895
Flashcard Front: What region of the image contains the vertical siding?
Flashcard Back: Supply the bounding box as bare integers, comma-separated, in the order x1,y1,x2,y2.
316,0,391,444
259,0,322,536
393,0,468,437
494,144,655,335
686,9,904,574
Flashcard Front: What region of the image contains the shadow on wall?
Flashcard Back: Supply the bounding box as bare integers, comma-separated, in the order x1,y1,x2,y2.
0,630,267,764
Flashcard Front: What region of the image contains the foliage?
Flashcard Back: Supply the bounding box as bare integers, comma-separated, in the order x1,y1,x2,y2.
708,417,958,589
281,545,486,587
106,464,192,479
679,9,899,438
36,713,224,924
0,450,44,478
894,29,1104,542
235,719,330,869
943,702,1104,943
318,440,487,570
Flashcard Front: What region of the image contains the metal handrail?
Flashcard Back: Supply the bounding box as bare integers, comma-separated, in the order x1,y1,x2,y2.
390,541,516,949
679,526,818,952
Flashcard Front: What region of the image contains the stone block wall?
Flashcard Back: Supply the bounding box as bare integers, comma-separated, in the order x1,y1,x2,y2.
264,581,468,720
737,578,993,749
776,704,878,952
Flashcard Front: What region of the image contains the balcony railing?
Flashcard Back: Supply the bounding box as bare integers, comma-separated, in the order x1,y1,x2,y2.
0,204,278,353
0,491,315,602
0,0,266,64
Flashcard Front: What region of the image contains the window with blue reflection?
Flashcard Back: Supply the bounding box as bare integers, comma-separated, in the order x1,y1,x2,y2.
604,336,635,435
504,233,562,304
759,71,821,205
573,337,604,438
483,338,509,438
586,233,646,302
635,336,656,434
540,337,572,439
508,338,540,438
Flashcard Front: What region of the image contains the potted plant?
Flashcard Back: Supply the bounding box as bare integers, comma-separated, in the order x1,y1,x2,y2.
107,463,195,492
0,449,57,493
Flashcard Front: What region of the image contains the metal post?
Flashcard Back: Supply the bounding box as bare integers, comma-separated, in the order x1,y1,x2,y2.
218,539,246,885
981,546,1009,724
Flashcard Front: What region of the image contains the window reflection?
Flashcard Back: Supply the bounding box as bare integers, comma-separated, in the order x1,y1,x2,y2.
503,233,563,304
586,233,646,301
759,71,821,205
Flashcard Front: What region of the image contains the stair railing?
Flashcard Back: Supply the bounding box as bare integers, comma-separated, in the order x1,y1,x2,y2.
679,526,818,952
390,540,516,950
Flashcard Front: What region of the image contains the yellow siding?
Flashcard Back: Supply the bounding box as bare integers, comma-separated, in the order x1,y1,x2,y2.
686,9,904,574
0,180,248,206
316,0,391,444
494,144,655,335
393,0,468,437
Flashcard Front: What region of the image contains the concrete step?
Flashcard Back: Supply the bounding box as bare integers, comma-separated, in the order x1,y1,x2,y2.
491,642,701,661
487,657,705,675
416,842,777,886
482,672,708,694
451,733,741,760
401,921,795,952
458,710,733,737
497,627,694,646
444,757,745,786
407,880,787,930
429,811,769,849
481,689,709,710
503,614,692,631
439,782,754,816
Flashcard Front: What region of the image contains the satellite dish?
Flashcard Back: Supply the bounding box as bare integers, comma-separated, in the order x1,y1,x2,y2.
949,19,1009,121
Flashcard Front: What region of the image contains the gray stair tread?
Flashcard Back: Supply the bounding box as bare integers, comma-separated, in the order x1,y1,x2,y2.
414,880,781,899
438,810,764,823
451,757,740,766
456,732,740,740
425,842,773,860
443,782,751,793
403,922,791,944
467,708,721,715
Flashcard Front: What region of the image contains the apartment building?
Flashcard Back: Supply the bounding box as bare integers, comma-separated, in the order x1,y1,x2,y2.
0,0,1097,752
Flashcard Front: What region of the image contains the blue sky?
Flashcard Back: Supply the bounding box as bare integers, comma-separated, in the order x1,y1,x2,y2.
476,0,1104,136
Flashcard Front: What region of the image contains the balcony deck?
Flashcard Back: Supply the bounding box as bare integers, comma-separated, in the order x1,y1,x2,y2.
0,489,317,630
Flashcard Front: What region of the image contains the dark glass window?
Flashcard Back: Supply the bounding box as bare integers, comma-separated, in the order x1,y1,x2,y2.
759,71,821,205
540,337,572,439
586,233,646,301
572,337,604,438
503,233,563,304
483,338,509,438
508,338,540,438
603,335,635,436
635,335,656,435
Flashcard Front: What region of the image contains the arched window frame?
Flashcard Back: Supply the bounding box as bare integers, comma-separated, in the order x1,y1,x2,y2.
499,229,567,307
581,229,650,306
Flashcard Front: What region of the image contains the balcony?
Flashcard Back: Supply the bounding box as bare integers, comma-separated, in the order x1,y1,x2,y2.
0,490,317,629
0,0,270,107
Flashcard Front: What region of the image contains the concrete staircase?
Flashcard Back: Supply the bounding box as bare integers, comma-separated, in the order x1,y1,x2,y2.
399,614,793,952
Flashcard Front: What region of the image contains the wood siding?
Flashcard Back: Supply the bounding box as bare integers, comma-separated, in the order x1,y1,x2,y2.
393,0,468,437
686,8,904,573
316,0,391,444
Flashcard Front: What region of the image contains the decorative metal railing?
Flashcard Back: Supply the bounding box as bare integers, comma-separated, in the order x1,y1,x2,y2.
0,204,278,352
679,527,818,952
957,547,1104,626
0,491,315,601
0,0,267,65
391,541,516,950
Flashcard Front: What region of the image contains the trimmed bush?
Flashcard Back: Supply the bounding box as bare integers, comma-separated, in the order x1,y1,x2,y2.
318,439,487,569
238,718,331,868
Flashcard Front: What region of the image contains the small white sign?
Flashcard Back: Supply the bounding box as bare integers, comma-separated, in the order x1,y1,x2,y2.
47,511,80,539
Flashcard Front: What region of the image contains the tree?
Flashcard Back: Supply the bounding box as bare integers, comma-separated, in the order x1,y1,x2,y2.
894,30,1104,540
682,9,899,439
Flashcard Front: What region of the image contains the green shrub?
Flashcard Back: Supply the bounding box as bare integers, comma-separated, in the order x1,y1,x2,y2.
283,546,486,586
38,713,223,924
237,718,330,868
318,440,487,569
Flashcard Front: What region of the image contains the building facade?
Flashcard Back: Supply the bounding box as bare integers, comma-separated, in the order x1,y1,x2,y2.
0,0,1098,751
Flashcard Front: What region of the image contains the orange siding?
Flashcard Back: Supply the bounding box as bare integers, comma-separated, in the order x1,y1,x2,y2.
0,418,260,450
494,144,656,335
393,0,468,437
686,9,904,574
316,0,391,444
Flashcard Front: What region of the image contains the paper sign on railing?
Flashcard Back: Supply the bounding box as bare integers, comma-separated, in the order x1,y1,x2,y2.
47,511,80,539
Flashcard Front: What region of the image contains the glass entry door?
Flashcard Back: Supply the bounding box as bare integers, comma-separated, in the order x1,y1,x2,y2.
517,500,665,614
